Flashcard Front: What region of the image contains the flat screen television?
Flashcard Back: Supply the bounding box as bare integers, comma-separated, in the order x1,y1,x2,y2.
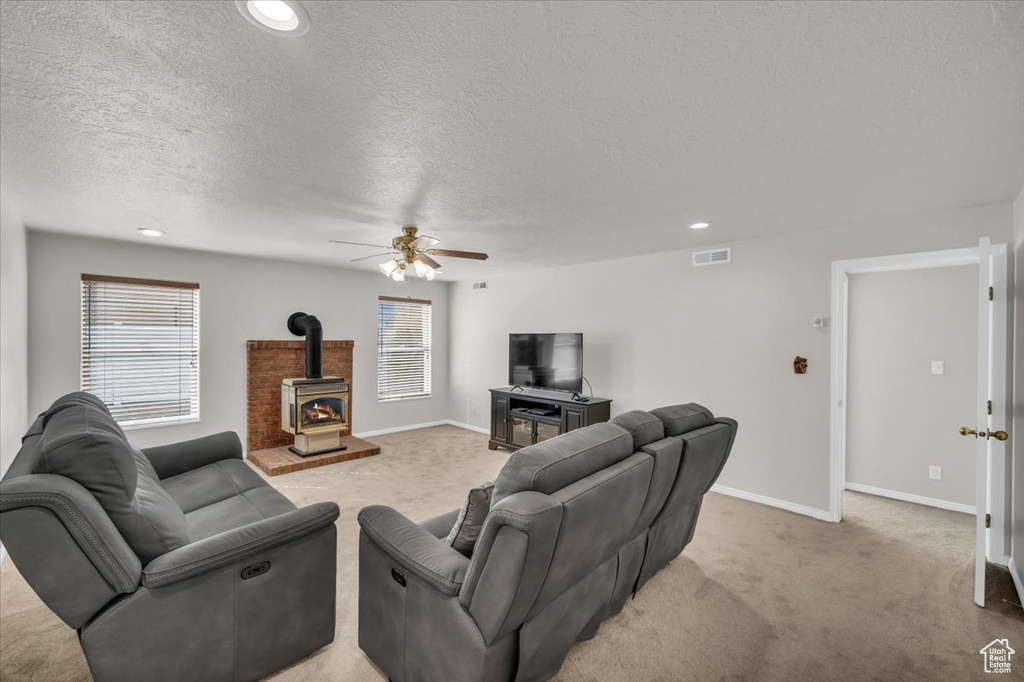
508,333,583,393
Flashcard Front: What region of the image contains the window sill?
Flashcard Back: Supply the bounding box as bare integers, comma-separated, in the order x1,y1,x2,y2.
378,395,433,404
120,417,201,432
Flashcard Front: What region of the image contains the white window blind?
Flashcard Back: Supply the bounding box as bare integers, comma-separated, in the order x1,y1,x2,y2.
378,296,431,401
81,274,200,428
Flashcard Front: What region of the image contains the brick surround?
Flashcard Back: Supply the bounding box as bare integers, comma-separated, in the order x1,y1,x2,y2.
246,340,354,453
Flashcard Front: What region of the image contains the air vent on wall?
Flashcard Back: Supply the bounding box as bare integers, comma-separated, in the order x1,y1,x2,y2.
692,247,731,267
472,280,488,290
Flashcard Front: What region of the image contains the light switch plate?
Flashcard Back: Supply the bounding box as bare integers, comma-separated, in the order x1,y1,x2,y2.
929,466,942,480
931,361,944,375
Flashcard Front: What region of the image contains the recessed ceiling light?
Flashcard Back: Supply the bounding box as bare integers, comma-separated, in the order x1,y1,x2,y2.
235,0,310,36
138,228,165,238
689,222,711,230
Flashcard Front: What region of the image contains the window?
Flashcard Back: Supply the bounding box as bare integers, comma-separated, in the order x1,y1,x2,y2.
81,274,200,428
378,296,431,401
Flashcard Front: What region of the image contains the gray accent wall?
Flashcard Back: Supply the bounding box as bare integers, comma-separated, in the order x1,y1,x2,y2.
447,202,1013,514
26,232,451,449
0,191,28,479
846,267,977,507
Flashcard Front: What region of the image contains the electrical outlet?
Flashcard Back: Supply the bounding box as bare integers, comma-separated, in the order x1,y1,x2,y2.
929,466,942,480
931,361,944,375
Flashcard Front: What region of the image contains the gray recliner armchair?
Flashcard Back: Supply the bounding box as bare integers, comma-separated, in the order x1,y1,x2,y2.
0,392,340,682
357,402,737,682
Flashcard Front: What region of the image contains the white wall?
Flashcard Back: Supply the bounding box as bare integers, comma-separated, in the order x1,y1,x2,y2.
0,192,28,565
846,267,977,508
27,232,450,449
1012,187,1024,593
448,202,1013,514
0,192,28,478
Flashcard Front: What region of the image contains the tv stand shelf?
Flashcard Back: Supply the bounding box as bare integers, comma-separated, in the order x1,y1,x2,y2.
488,387,612,451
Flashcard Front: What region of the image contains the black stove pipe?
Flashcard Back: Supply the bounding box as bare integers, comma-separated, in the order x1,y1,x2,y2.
287,312,324,379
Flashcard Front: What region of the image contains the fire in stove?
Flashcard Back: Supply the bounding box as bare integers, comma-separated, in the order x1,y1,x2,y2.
301,398,345,429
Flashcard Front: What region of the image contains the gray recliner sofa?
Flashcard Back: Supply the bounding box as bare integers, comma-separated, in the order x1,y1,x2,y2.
357,402,737,682
0,392,340,682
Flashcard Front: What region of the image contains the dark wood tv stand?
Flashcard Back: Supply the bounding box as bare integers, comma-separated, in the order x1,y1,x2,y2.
488,387,612,452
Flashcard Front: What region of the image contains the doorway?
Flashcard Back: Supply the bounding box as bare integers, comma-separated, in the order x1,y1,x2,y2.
844,265,978,514
830,240,1010,607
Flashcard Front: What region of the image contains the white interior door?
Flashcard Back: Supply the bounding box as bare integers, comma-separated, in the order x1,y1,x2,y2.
971,237,1009,607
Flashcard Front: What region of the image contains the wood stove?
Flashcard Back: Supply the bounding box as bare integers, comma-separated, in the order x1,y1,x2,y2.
280,312,350,457
281,377,350,456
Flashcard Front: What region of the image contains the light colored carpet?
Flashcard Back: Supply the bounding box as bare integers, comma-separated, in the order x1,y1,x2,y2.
1,424,1022,681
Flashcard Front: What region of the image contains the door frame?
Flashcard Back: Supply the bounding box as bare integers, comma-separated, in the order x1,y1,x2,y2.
828,246,999,536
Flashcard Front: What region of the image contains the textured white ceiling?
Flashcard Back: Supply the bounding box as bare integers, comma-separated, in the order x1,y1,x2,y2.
1,1,1022,279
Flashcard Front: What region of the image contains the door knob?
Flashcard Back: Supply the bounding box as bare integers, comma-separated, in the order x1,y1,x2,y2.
958,427,1009,441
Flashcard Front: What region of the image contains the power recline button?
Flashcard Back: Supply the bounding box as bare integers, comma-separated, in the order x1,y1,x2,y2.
241,562,271,580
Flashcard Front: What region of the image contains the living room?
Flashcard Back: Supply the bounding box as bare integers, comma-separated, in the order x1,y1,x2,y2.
1,2,1023,681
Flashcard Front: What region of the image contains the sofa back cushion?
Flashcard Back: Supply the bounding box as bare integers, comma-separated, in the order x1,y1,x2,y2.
35,401,191,564
530,451,653,614
657,419,737,521
491,422,633,506
651,403,715,436
609,410,665,450
2,392,121,483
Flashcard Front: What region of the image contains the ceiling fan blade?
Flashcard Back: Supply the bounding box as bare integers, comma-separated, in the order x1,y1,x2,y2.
415,254,443,270
349,251,398,262
410,234,440,250
330,240,392,249
429,248,489,261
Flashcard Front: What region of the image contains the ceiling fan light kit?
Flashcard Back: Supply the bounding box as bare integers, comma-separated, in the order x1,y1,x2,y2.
333,226,488,281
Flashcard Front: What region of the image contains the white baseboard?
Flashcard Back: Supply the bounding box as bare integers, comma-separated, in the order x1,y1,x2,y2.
710,484,834,522
354,420,452,438
844,482,975,515
1009,557,1024,611
444,420,490,435
0,542,6,565
354,419,490,439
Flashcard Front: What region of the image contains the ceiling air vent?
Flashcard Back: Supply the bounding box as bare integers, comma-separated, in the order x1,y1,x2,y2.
692,247,731,267
472,280,488,290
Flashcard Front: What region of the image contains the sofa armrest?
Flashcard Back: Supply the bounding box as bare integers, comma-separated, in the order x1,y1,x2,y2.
141,431,243,479
358,505,470,597
142,501,339,588
0,474,143,594
458,491,562,641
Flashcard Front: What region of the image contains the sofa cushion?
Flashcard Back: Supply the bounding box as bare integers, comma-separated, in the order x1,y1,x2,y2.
184,487,297,540
492,422,633,505
651,403,715,436
445,481,494,557
609,410,665,450
419,508,461,539
36,402,191,564
161,458,269,514
162,460,297,540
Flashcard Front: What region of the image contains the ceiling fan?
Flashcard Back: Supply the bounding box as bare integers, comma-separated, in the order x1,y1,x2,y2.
330,226,488,282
